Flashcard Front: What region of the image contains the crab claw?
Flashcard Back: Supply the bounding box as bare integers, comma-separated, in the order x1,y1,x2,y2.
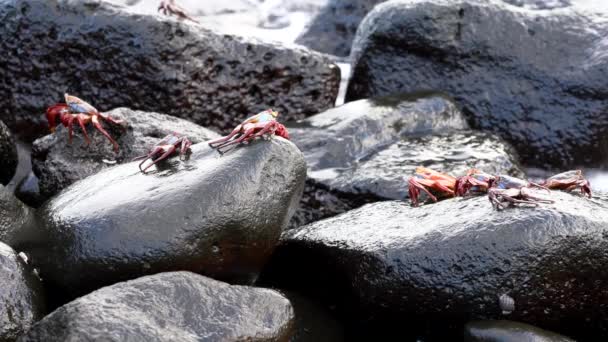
158,0,200,23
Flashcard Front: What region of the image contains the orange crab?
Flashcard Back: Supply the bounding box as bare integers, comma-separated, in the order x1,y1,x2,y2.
454,168,496,197
407,167,457,206
542,170,591,197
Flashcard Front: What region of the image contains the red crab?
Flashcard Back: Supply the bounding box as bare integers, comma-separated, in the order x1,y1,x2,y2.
208,109,290,154
454,169,496,197
134,133,192,173
46,93,125,152
407,167,457,206
158,0,199,23
488,175,553,210
542,170,591,197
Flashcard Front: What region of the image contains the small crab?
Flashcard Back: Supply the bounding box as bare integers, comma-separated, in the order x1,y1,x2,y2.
208,109,290,154
46,93,125,152
488,175,553,210
454,168,496,197
542,170,591,198
134,133,192,173
408,167,456,206
158,0,199,23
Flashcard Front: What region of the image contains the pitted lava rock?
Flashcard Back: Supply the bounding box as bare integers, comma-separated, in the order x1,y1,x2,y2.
264,194,608,340
296,0,387,57
0,242,45,342
0,185,34,243
0,0,340,138
31,107,219,202
0,120,17,185
287,93,522,228
465,320,575,342
19,272,294,342
10,138,306,304
346,0,608,168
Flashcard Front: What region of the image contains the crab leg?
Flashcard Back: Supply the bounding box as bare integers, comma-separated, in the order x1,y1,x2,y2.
208,126,242,148
66,116,75,144
179,137,192,160
91,116,120,152
142,145,177,173
76,115,91,145
215,127,257,153
408,178,439,206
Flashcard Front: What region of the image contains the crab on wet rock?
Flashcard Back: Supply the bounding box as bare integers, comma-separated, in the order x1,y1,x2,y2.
454,168,496,197
208,109,290,155
158,0,199,23
45,93,126,152
542,170,591,197
488,175,553,210
134,132,192,173
407,167,456,206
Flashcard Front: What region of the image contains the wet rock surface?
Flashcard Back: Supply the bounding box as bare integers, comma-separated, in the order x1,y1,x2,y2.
465,320,576,342
296,0,386,57
283,292,344,342
32,107,219,202
19,271,294,342
264,193,608,340
287,93,523,228
14,172,44,208
10,138,306,304
0,242,45,342
0,0,340,137
346,0,608,168
0,120,18,185
0,185,33,243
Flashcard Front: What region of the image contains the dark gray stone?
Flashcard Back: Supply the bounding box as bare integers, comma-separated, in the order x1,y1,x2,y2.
284,292,344,342
346,0,608,168
465,320,576,342
10,137,306,304
0,120,17,185
296,0,386,57
18,271,294,342
287,93,523,228
14,172,44,208
0,242,45,342
0,0,340,139
264,193,608,340
32,107,219,202
0,185,33,243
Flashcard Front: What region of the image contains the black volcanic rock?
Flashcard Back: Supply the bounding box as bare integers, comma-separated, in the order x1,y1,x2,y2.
32,107,219,201
264,193,608,340
0,242,45,342
19,272,294,342
287,93,523,228
0,120,17,185
346,0,608,168
0,185,33,243
465,320,575,342
0,0,340,139
10,138,306,304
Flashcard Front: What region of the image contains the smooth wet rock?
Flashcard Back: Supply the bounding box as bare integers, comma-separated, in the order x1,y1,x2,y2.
0,0,340,138
0,242,45,342
19,271,294,342
264,193,608,340
0,120,17,185
296,0,386,57
0,185,33,243
287,93,523,228
31,107,219,202
346,0,608,168
14,172,44,208
465,320,575,342
10,137,306,304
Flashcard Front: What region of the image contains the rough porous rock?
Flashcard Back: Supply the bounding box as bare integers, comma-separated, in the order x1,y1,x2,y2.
10,138,306,304
19,272,294,342
346,0,608,168
264,193,608,340
0,0,340,138
31,107,219,202
0,120,17,185
287,93,523,228
0,242,45,342
296,0,386,57
465,320,575,342
0,185,34,243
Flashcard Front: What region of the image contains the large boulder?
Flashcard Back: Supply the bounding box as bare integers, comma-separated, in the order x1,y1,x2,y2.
0,0,340,138
263,193,608,340
0,242,46,342
32,107,219,201
19,272,294,342
0,185,34,243
346,0,608,168
9,137,306,304
0,120,17,185
287,93,523,228
465,320,575,342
